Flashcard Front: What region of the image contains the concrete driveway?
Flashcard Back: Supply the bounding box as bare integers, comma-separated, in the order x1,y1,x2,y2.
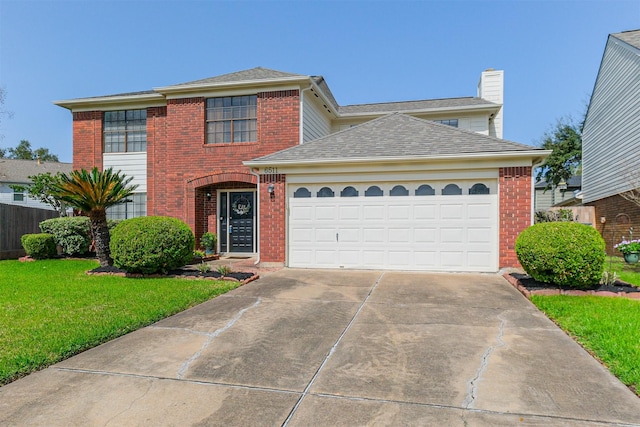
1,270,640,426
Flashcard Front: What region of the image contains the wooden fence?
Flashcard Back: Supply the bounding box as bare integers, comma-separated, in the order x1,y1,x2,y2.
548,206,596,227
0,203,58,260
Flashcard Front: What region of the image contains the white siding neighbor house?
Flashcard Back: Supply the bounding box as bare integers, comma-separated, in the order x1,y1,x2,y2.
583,29,640,250
0,159,72,210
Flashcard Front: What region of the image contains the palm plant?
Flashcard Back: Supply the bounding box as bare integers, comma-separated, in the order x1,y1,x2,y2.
52,167,137,266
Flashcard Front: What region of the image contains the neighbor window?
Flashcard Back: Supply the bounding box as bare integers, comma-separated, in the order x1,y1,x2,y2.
104,109,147,153
106,193,147,220
434,119,458,127
13,189,24,202
206,95,257,144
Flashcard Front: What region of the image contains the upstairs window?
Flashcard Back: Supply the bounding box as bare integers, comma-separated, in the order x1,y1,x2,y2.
206,95,257,144
434,119,458,127
104,110,147,153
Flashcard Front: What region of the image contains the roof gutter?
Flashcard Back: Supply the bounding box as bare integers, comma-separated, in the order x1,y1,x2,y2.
245,150,553,169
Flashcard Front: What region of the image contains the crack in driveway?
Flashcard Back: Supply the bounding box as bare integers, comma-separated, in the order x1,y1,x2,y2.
462,313,506,409
176,298,261,379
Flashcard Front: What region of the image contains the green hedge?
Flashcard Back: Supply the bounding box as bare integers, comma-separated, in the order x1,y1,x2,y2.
40,217,92,255
515,222,605,289
21,233,57,259
110,216,195,274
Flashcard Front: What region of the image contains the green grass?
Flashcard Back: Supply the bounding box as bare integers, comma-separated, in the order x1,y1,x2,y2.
606,256,640,286
0,259,240,385
531,295,640,395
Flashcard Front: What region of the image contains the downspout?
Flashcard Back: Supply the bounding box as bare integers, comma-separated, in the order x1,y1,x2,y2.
531,159,544,224
249,168,261,266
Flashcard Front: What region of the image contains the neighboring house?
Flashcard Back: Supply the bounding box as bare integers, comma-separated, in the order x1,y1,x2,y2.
583,29,640,248
0,158,72,210
534,176,582,211
55,67,548,272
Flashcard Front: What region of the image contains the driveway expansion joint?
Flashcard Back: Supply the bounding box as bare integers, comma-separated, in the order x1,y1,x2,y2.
281,272,386,426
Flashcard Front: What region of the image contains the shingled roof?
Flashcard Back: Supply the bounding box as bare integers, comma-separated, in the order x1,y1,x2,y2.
166,67,307,87
339,97,497,115
0,159,72,184
612,29,640,50
250,113,537,164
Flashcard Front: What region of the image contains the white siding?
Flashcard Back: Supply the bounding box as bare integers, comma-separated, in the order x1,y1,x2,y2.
477,70,504,138
583,37,640,203
302,93,331,142
103,153,147,191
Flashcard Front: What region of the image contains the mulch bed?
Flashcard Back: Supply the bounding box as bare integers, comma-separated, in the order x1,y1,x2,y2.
505,272,640,299
89,265,257,284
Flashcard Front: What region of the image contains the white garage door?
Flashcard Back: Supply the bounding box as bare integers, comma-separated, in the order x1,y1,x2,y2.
288,193,498,272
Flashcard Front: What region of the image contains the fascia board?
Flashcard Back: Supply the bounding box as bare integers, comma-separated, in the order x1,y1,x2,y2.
154,76,311,96
245,150,552,173
53,93,166,111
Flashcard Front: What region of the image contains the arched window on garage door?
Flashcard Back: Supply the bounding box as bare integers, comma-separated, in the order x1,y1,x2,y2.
340,186,359,197
390,185,409,196
469,183,490,195
415,184,435,196
293,187,311,198
365,186,383,197
442,184,462,195
317,187,335,197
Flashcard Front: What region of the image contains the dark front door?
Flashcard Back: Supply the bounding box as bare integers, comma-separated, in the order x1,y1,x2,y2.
226,191,254,252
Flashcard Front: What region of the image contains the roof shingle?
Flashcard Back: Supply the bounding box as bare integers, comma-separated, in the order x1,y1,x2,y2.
0,159,73,184
612,29,640,50
251,113,537,163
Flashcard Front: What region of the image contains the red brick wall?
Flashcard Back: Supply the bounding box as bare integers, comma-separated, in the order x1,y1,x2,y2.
156,90,299,237
259,174,286,263
146,106,167,216
499,166,532,268
72,111,103,171
588,194,640,255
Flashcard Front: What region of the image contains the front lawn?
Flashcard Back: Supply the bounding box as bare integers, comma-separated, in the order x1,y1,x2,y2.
607,256,640,286
531,295,640,396
0,259,240,386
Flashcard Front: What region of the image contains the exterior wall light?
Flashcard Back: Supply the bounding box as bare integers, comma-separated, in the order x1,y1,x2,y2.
267,184,275,194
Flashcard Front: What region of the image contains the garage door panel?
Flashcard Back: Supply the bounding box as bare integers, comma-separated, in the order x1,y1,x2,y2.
339,228,360,243
440,204,464,219
288,194,497,272
388,228,412,243
363,205,385,220
388,205,411,220
315,206,337,220
339,205,360,220
315,228,337,243
414,228,437,244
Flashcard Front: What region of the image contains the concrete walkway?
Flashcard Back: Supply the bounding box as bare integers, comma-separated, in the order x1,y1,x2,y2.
1,270,639,426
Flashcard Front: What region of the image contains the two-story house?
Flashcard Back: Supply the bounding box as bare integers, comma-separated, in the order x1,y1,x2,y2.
583,29,640,250
55,67,548,272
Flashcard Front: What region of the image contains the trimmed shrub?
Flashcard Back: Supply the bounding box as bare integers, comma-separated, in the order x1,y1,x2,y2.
21,233,57,259
40,216,91,255
110,216,195,274
515,222,606,289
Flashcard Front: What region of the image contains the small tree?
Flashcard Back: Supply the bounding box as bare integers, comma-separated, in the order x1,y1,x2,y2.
535,116,583,191
52,167,137,267
10,172,68,216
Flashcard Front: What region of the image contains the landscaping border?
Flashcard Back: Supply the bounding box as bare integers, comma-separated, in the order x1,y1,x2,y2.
503,273,640,300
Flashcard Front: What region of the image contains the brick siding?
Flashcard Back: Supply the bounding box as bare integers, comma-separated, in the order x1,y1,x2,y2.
588,194,640,255
71,90,300,248
72,111,103,171
259,174,286,263
499,166,532,268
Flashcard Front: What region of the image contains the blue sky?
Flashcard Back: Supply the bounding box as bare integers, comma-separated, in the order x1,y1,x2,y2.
0,0,638,163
